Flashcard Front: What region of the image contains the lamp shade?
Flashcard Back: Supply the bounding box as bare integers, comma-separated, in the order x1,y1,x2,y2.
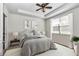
13,32,18,36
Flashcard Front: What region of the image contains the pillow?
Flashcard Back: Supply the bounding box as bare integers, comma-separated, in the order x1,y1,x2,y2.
24,34,41,39
31,30,41,35
50,42,57,50
18,32,26,42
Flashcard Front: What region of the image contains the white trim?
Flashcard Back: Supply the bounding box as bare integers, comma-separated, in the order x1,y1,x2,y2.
18,9,45,19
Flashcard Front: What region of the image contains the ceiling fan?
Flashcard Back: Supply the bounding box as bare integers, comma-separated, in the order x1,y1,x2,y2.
36,3,52,12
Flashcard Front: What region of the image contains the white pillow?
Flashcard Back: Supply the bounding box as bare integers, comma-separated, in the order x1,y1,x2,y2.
32,30,41,35
18,29,32,40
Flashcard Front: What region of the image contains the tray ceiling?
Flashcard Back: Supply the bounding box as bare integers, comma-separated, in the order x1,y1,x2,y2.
4,3,64,18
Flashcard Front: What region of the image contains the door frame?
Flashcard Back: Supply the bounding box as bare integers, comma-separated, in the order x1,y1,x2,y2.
3,13,7,55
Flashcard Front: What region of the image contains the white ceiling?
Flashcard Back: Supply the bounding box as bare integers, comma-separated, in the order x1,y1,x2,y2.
4,3,64,18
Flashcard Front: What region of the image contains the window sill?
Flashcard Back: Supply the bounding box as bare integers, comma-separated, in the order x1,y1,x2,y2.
52,32,71,35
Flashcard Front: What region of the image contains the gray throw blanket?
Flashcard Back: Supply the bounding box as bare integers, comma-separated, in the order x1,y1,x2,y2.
21,37,56,56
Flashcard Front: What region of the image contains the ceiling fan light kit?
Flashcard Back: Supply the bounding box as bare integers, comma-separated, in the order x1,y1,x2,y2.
36,3,52,12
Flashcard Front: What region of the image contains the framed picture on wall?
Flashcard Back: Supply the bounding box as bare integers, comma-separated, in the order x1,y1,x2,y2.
31,21,38,29
25,20,32,29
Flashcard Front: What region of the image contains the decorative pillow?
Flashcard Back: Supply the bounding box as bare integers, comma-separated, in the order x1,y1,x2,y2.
50,42,57,50
31,30,41,35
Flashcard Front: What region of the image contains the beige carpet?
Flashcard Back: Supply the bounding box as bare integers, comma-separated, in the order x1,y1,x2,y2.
4,48,21,56
4,43,76,56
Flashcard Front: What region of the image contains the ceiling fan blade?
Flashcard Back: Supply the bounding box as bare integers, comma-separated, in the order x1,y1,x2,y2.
41,3,49,7
44,3,49,6
36,3,41,7
36,8,42,11
45,6,52,9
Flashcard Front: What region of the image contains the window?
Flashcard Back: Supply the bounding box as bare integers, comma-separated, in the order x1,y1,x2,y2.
51,18,60,33
51,13,73,34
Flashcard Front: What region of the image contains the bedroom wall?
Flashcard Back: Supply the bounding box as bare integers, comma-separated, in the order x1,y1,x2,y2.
0,3,3,56
45,19,52,38
73,7,79,37
8,13,45,33
7,13,45,40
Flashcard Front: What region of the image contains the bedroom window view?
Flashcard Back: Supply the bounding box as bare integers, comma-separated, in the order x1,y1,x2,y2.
51,13,73,34
0,3,79,56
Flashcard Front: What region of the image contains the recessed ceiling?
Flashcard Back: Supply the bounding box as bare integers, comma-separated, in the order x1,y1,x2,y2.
4,3,64,18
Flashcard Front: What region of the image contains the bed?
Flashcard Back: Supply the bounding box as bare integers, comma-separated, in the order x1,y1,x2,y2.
18,29,57,56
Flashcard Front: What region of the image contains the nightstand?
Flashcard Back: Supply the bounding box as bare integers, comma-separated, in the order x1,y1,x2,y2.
10,39,20,49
